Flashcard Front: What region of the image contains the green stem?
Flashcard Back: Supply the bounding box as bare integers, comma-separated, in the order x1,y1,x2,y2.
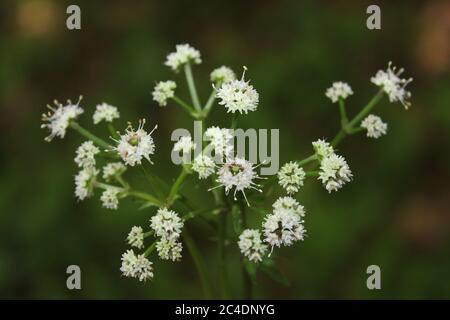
231,113,239,129
338,98,349,127
347,90,384,129
167,167,190,206
144,242,157,257
305,170,319,177
127,190,164,207
107,123,119,139
184,63,202,111
172,96,199,118
218,209,229,299
239,200,252,300
70,122,111,149
297,154,317,166
203,90,216,117
183,228,213,299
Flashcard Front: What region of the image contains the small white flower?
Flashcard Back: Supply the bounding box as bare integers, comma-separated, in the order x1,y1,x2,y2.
74,166,98,200
277,162,305,194
102,162,126,181
114,119,157,167
312,139,334,160
120,249,154,282
74,141,99,168
152,81,176,107
318,154,353,193
238,229,268,263
101,187,120,210
41,96,84,141
150,208,184,240
210,66,236,85
92,103,120,124
216,67,259,114
156,237,183,262
192,154,216,179
204,126,234,159
173,136,196,154
263,208,306,248
371,62,413,109
215,157,261,205
361,114,388,139
325,82,354,103
273,196,305,217
127,226,145,249
165,44,201,71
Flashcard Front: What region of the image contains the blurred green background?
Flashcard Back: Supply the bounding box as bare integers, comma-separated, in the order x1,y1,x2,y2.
1,0,450,299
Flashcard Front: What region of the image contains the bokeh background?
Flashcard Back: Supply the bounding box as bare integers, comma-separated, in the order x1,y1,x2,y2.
1,0,450,299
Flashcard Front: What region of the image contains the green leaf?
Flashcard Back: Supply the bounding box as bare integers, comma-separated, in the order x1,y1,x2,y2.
141,167,169,200
231,205,243,235
260,258,291,287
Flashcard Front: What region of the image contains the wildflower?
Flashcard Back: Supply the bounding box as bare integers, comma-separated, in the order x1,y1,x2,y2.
312,139,334,160
102,162,126,181
210,66,236,85
371,62,413,109
127,226,145,249
74,166,98,200
216,67,259,114
192,154,215,179
114,119,157,167
318,154,353,193
215,157,262,204
150,208,184,240
273,196,305,217
100,187,120,209
165,44,201,71
152,81,176,107
277,162,305,194
74,141,99,168
263,208,306,248
173,136,196,154
204,126,234,159
120,249,154,282
238,229,268,263
325,82,353,103
156,237,183,262
41,96,84,141
361,114,388,139
92,103,120,124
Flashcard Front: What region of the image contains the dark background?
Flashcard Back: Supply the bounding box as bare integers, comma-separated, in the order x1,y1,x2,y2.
1,0,449,299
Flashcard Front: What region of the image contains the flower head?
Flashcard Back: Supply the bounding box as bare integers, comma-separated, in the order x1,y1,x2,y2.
263,207,306,248
278,162,305,194
41,96,84,141
114,119,157,166
371,62,413,109
165,44,201,71
215,157,261,205
205,126,234,159
102,162,126,181
216,67,259,114
312,139,334,160
127,226,145,249
361,114,388,139
273,196,305,217
210,66,236,85
173,135,196,154
318,154,353,193
152,81,176,107
74,166,98,200
101,187,120,209
238,229,268,263
93,103,120,124
156,237,183,262
120,249,154,282
74,141,99,168
150,208,184,240
192,154,216,179
325,82,353,103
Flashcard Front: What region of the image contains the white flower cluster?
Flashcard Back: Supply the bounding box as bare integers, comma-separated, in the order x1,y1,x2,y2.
102,162,126,181
114,119,157,166
238,229,268,263
100,187,120,209
93,103,120,124
74,141,99,169
173,135,196,154
318,154,353,193
41,97,84,141
127,226,145,249
325,82,353,103
312,139,334,159
150,208,184,261
361,114,388,139
152,81,177,107
205,126,234,159
192,154,215,179
216,68,259,114
210,66,236,85
165,44,201,71
371,62,413,109
74,166,98,200
277,162,305,194
120,249,154,282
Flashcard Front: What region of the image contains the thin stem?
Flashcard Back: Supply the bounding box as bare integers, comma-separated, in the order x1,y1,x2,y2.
347,89,384,129
144,242,157,257
107,123,119,140
297,154,317,166
184,63,202,111
127,190,164,207
183,228,213,299
305,170,319,177
231,113,239,129
203,90,216,117
218,209,229,299
166,167,190,206
70,122,111,149
338,98,349,127
239,200,252,300
172,96,199,119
